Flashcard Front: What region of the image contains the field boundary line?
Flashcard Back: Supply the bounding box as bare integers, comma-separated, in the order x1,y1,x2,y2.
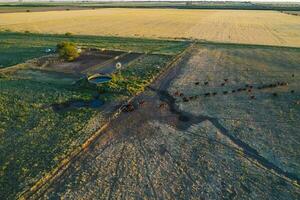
18,43,193,200
18,99,135,200
0,54,55,73
82,52,129,74
195,40,300,50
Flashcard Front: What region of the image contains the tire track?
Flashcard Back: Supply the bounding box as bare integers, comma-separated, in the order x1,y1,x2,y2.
107,144,126,200
136,136,158,200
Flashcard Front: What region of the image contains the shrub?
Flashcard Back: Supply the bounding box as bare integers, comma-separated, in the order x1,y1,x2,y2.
56,41,80,61
102,72,143,95
65,32,73,37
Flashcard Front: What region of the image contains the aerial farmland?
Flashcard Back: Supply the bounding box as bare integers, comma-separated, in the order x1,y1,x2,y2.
1,9,300,47
0,1,299,200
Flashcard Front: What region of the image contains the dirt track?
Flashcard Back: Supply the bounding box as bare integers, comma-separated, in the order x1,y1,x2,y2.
26,44,300,199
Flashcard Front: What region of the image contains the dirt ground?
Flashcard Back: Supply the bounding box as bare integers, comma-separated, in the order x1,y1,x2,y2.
27,44,300,199
86,52,143,75
36,49,126,75
33,49,144,76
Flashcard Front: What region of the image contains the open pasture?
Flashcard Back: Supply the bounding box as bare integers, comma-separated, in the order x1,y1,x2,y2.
13,69,80,85
170,44,300,179
1,9,300,47
0,75,98,199
38,44,300,200
0,38,175,199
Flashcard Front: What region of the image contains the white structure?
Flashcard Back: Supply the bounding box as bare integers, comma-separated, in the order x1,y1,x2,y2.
116,62,122,70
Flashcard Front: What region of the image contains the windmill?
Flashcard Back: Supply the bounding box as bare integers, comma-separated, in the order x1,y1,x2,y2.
115,62,122,70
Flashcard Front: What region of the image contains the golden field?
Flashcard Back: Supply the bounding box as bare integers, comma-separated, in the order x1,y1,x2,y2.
1,8,300,47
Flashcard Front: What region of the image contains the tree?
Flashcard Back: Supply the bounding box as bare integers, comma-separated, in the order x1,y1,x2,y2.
56,42,80,61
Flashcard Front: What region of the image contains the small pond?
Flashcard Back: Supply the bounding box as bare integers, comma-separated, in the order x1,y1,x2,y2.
88,76,112,84
52,98,103,111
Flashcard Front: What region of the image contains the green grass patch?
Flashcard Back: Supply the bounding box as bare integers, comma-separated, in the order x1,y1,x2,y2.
0,75,100,199
0,35,181,199
99,54,172,100
0,31,188,68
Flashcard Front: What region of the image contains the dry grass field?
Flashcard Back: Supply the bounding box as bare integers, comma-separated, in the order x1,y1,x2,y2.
35,44,300,200
169,44,300,177
1,9,300,47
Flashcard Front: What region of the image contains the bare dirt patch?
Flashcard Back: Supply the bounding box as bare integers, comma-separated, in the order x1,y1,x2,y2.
37,49,124,74
86,52,143,75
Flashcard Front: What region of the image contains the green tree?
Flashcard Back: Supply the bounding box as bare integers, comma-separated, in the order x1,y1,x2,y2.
56,42,80,61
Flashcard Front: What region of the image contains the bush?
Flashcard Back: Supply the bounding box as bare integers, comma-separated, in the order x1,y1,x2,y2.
65,32,72,37
100,72,143,95
56,42,80,61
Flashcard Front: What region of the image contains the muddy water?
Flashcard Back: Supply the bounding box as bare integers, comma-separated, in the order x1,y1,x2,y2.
52,97,103,111
88,76,112,84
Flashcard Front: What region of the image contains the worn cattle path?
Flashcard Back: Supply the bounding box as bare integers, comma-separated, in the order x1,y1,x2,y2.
23,44,300,199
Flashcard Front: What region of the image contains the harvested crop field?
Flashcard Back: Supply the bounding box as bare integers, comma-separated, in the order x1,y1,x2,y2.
1,9,300,47
30,44,300,199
